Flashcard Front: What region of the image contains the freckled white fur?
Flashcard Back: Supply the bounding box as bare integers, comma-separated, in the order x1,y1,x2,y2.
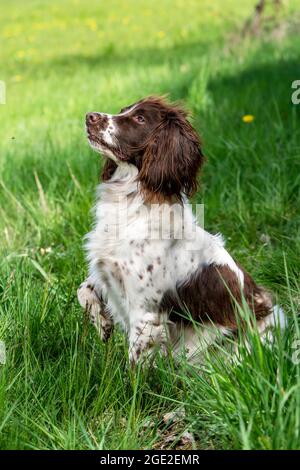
101,116,115,146
83,162,251,361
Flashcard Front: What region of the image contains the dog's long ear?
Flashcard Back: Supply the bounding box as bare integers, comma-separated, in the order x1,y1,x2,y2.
101,159,117,181
138,109,204,202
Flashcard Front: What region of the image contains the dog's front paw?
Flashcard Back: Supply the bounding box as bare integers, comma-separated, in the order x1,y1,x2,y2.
77,282,98,310
77,281,113,342
129,340,168,367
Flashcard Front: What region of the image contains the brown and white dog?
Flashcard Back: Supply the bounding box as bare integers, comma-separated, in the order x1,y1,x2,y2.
77,96,285,364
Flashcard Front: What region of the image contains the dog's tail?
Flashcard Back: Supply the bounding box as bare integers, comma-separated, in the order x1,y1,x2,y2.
258,304,287,342
272,304,288,329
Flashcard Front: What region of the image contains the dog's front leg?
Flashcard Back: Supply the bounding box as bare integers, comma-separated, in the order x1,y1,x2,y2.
129,312,171,366
77,279,113,342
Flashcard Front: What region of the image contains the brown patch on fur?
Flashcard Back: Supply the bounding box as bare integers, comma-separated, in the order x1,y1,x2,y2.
238,264,273,319
136,98,205,202
160,263,272,328
102,159,117,181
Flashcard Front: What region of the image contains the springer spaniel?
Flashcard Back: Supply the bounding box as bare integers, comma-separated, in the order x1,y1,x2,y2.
77,96,285,364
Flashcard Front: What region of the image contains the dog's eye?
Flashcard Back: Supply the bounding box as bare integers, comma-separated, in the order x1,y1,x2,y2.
134,115,145,124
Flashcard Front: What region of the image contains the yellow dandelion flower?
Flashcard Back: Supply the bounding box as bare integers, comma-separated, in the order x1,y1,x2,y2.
157,31,166,39
34,22,46,31
86,18,97,31
12,75,23,82
16,50,25,59
242,114,255,123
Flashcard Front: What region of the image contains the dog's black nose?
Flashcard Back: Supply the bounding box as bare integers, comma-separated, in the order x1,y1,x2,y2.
86,112,101,124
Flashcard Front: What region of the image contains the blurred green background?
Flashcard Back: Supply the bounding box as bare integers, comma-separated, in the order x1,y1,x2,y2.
0,0,300,450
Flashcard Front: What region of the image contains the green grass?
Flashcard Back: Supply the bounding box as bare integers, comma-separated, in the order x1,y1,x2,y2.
0,0,300,450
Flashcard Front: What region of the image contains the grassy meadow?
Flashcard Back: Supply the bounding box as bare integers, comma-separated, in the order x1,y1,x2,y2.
1,0,300,450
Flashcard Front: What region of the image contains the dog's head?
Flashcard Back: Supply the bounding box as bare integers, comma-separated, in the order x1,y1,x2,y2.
86,96,204,201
